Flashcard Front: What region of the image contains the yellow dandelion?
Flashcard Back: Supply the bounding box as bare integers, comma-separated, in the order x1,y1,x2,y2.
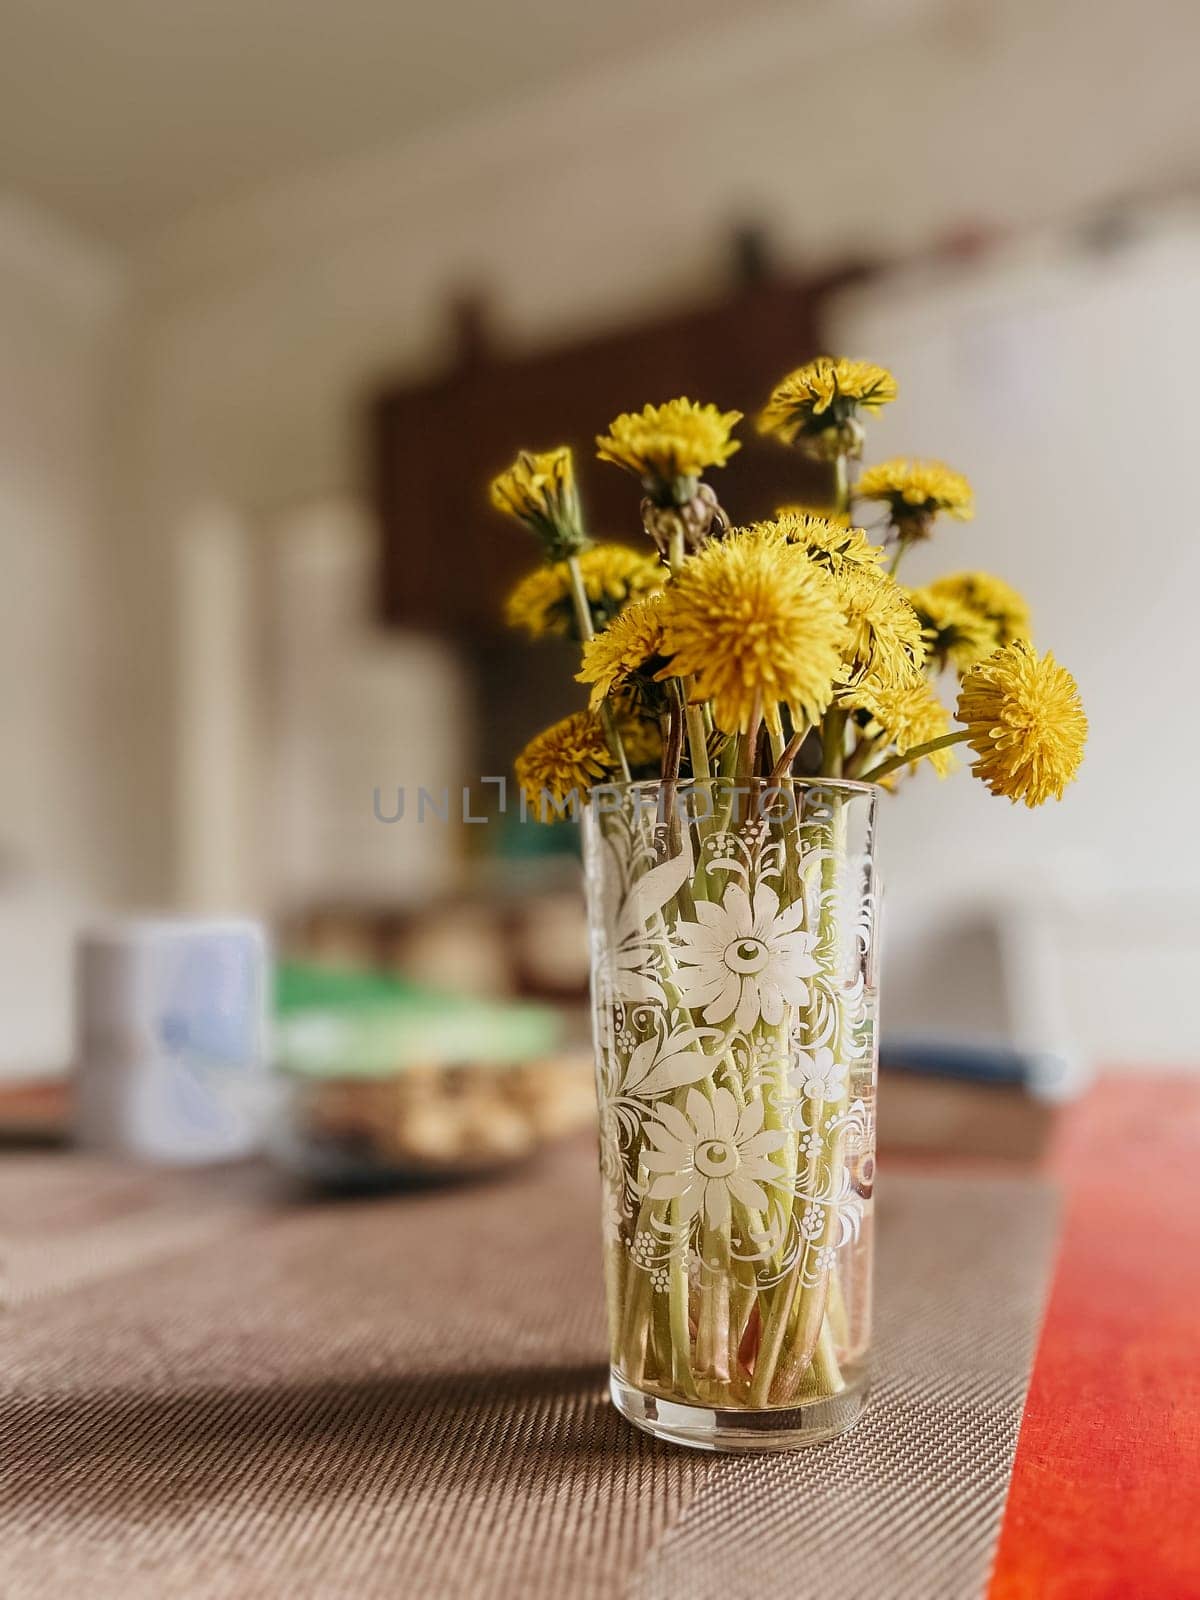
595,398,742,500
956,643,1087,807
922,571,1031,651
775,502,849,527
906,584,998,675
576,592,669,709
659,525,847,734
758,357,897,457
848,678,957,778
615,709,663,771
772,510,885,571
489,446,585,557
833,565,926,686
515,711,615,819
504,544,663,640
856,458,974,534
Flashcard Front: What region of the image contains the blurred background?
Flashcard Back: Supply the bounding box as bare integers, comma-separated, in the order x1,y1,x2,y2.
2,0,1199,1167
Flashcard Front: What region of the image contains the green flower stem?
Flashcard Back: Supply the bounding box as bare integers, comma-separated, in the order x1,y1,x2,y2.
669,1198,700,1399
649,1264,671,1381
686,705,712,782
798,1316,846,1399
621,1266,651,1383
776,1269,833,1400
736,703,762,803
565,553,632,782
667,528,714,801
766,727,804,914
833,452,851,518
710,743,739,838
754,1011,798,1279
843,730,883,780
827,1264,851,1351
821,706,847,777
606,1237,627,1346
615,929,713,1398
776,799,850,1401
858,729,969,785
696,1219,732,1393
748,796,850,1405
748,1139,812,1401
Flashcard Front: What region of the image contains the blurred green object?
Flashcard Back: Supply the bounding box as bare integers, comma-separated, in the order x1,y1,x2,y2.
275,961,563,1077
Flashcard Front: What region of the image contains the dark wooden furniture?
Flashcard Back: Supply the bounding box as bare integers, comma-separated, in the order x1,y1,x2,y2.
370,246,874,636
368,242,874,774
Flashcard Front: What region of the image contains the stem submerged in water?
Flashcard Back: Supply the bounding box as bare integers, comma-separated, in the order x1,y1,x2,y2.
601,775,870,1413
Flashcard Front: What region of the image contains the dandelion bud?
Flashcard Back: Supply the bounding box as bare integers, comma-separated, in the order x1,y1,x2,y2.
640,484,727,556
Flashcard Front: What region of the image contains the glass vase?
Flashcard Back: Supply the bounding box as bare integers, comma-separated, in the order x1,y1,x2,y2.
582,777,878,1452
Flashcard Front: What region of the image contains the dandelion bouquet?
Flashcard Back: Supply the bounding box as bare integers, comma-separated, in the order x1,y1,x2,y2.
492,358,1086,1450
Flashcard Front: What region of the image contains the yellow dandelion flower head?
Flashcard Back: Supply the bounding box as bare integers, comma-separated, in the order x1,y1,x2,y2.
833,565,926,685
595,398,742,501
776,501,850,527
956,642,1087,807
924,571,1031,650
659,524,847,734
758,357,897,453
576,592,670,710
848,678,957,778
504,544,663,640
906,584,997,675
771,510,885,572
614,707,663,772
856,458,974,529
489,446,584,557
515,711,614,820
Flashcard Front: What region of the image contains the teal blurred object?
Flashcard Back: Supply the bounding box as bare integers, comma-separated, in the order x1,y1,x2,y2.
274,962,563,1076
271,963,591,1186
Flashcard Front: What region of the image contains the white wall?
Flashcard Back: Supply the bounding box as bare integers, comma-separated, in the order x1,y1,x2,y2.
130,0,1200,512
263,498,470,912
0,195,125,1069
5,0,1191,1074
112,0,1200,918
830,221,1200,1066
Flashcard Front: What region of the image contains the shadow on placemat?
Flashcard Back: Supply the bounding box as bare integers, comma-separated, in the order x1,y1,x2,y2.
0,1153,1058,1600
3,1361,643,1509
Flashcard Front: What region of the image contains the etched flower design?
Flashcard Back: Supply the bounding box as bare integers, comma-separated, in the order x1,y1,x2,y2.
643,1087,785,1229
600,1187,624,1246
629,1229,657,1267
800,1202,825,1240
749,1033,787,1069
798,1130,824,1159
674,883,819,1032
813,1244,838,1273
598,1105,624,1185
789,1046,849,1103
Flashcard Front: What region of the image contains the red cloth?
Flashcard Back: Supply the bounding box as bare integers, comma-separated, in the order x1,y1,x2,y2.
990,1076,1200,1599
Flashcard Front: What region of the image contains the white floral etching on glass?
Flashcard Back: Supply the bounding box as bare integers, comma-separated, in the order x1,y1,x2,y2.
585,786,877,1294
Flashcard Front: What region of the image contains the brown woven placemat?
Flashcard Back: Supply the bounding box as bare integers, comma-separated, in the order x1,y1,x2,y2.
0,1147,1057,1599
0,1154,273,1309
631,1173,1060,1600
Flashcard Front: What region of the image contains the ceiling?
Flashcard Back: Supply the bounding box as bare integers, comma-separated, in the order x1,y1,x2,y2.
0,0,772,247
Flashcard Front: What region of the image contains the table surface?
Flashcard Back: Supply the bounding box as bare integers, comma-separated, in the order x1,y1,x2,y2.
1,1074,1196,1598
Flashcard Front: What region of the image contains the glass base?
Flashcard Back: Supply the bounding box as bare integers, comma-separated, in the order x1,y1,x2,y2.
610,1368,870,1453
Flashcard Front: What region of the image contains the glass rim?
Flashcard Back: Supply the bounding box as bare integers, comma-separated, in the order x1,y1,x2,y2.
599,774,879,799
